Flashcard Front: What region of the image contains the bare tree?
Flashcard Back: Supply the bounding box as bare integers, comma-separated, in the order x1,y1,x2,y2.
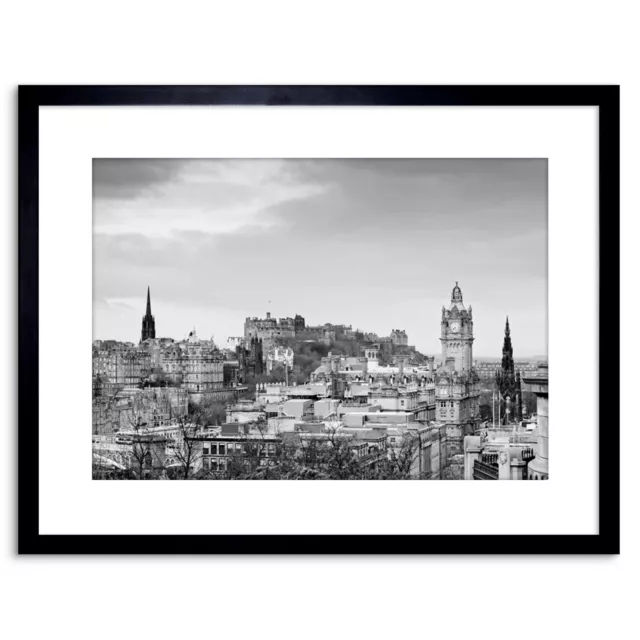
168,406,205,480
385,429,424,479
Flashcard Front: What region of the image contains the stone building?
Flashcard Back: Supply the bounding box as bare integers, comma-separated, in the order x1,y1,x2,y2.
435,362,481,458
236,337,264,381
92,345,152,391
440,281,474,372
294,314,306,332
435,283,481,460
226,336,244,351
139,337,175,370
200,423,282,476
522,362,549,480
266,346,295,372
92,386,189,435
463,432,536,480
244,312,296,352
363,345,380,362
159,329,224,403
390,329,409,346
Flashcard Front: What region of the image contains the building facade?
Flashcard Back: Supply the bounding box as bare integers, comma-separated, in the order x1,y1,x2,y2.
159,330,224,403
93,345,152,390
244,312,297,352
266,346,295,372
390,329,409,346
236,337,264,381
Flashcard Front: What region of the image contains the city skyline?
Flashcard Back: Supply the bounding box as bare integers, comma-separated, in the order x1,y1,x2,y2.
93,158,547,356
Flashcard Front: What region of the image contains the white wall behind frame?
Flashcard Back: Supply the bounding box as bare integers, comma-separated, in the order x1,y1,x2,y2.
39,105,598,535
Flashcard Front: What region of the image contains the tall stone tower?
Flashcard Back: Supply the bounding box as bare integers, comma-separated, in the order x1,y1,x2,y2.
140,286,156,343
435,282,480,473
440,282,474,372
495,317,522,424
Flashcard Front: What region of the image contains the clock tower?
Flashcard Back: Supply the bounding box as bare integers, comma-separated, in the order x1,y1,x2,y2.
440,282,474,371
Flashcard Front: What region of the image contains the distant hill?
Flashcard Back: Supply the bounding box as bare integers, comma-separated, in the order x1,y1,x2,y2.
475,355,548,362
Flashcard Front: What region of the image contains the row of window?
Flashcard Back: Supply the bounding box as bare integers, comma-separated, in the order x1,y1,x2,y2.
202,442,278,456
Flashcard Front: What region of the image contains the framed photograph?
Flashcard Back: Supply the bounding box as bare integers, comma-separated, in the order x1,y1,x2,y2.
18,85,619,554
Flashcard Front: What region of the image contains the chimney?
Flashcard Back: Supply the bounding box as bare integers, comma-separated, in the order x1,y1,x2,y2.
427,356,435,376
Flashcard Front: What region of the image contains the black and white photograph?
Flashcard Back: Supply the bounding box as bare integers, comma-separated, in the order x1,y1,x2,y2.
92,158,549,481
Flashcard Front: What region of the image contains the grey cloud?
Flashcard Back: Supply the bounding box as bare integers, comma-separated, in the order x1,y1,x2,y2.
92,159,187,199
93,159,547,355
256,159,547,241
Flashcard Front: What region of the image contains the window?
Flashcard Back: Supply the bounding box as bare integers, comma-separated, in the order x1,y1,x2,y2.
210,443,218,455
218,444,226,455
203,444,209,455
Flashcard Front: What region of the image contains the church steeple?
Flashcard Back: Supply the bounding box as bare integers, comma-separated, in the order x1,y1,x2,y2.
140,286,156,343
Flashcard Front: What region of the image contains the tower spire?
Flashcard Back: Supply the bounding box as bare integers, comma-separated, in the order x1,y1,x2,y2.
140,286,156,343
496,315,519,424
451,281,463,305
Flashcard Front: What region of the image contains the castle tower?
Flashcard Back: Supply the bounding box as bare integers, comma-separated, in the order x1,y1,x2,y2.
495,317,522,424
440,281,474,372
140,286,156,343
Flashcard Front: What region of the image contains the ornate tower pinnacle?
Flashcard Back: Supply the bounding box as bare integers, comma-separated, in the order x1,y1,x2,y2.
496,315,521,424
140,286,156,343
451,281,463,306
502,316,513,365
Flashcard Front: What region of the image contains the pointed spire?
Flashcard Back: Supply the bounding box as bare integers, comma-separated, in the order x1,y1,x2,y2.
505,315,510,335
140,286,156,342
451,281,463,304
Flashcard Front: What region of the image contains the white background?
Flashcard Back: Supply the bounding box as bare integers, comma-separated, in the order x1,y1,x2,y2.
39,105,597,536
1,1,636,639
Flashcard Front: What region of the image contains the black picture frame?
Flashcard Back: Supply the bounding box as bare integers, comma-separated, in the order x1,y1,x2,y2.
18,85,620,554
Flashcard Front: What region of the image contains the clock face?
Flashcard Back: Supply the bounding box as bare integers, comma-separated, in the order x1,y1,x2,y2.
450,321,460,333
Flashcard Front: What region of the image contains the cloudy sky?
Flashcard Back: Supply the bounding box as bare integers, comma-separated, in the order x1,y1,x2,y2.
93,158,547,358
